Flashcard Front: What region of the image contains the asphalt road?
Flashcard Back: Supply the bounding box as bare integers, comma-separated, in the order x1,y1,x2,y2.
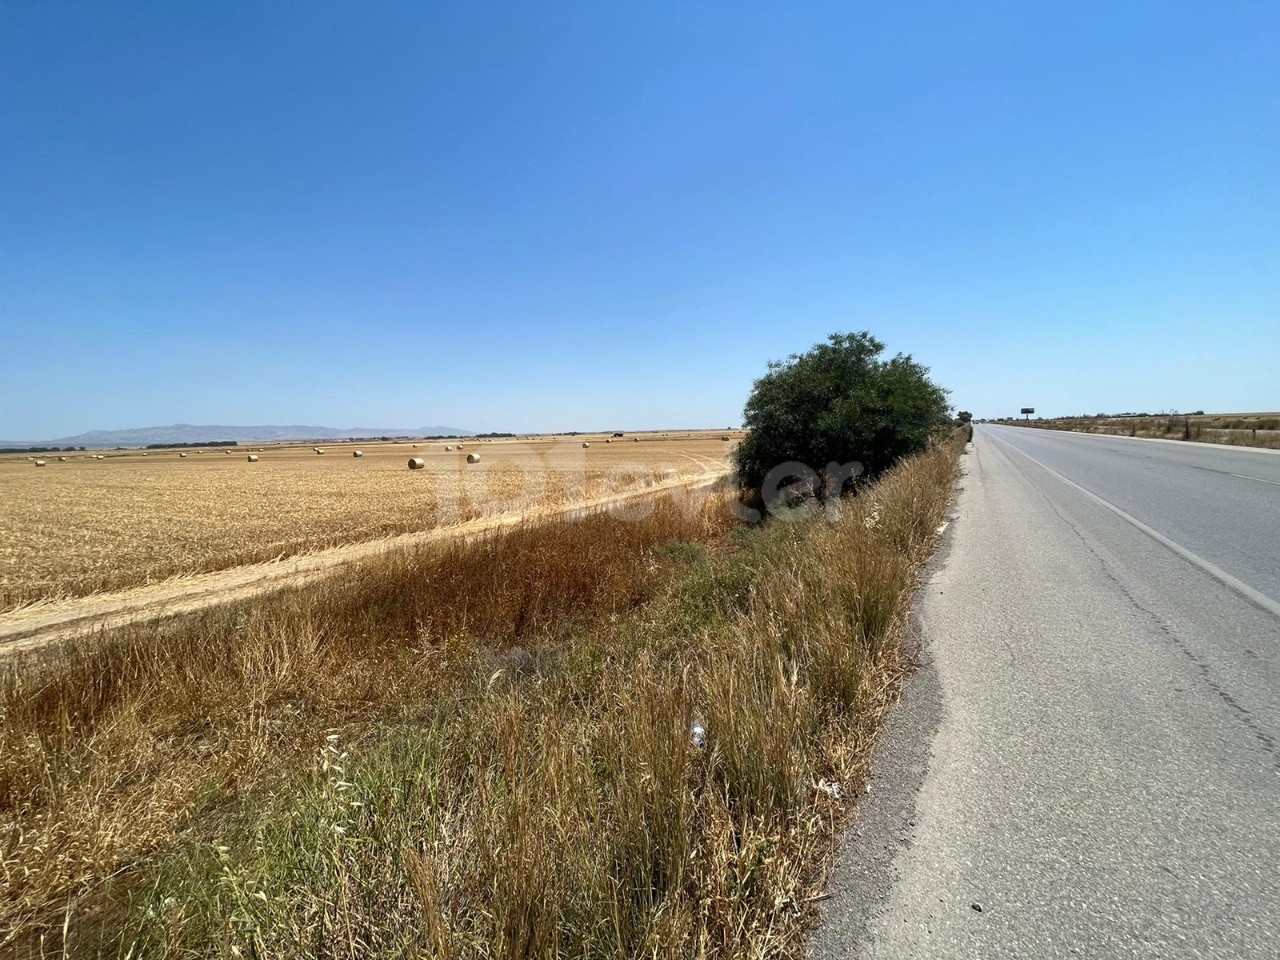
812,425,1280,959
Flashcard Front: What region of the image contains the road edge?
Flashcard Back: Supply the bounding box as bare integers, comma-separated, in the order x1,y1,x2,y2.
806,449,965,958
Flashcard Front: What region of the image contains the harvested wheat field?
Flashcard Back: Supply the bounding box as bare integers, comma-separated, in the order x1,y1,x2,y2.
0,432,741,611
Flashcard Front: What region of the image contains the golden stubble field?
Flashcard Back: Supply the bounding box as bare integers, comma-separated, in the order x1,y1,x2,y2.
0,432,740,611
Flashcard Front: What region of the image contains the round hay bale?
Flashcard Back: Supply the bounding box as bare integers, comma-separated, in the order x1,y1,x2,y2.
633,437,640,442
721,435,731,441
247,454,259,463
34,459,46,467
412,443,419,449
179,452,188,458
445,445,453,452
315,448,325,455
582,441,590,448
467,452,481,464
58,456,67,461
353,450,363,458
408,457,426,470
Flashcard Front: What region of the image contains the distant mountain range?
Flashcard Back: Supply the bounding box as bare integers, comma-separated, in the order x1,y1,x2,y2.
0,423,473,449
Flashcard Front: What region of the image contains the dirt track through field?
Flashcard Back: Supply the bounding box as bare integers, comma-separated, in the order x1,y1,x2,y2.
0,465,729,660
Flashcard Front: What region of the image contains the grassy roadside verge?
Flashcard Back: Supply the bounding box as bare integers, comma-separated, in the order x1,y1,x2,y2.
3,436,962,957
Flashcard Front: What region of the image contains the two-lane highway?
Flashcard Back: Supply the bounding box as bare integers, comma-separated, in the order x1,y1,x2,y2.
813,424,1280,959
982,427,1280,608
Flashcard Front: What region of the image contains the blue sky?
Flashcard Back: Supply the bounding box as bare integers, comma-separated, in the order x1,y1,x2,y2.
2,1,1276,438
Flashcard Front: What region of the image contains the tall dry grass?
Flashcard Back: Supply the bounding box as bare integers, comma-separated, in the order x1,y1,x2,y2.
2,437,962,958
2,497,734,950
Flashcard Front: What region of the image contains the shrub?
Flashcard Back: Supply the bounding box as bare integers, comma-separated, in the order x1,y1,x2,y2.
733,332,950,495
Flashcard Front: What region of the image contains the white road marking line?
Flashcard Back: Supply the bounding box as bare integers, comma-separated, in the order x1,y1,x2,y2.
1229,473,1280,487
993,437,1280,621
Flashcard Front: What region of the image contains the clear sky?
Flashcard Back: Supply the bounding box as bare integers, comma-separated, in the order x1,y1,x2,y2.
2,1,1276,438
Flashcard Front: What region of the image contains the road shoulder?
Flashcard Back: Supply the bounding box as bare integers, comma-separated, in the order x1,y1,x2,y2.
807,451,964,957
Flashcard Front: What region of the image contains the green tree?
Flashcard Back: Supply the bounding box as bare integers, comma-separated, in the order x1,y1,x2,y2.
733,332,950,496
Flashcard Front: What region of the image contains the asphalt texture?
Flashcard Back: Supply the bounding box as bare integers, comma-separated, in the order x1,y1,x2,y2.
810,425,1280,959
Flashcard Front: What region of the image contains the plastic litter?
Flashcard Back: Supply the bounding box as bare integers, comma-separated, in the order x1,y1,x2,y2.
816,778,845,801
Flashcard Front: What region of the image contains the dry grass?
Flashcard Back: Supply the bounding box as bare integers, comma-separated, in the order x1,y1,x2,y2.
1,434,961,958
1,491,737,949
1012,414,1280,449
0,434,736,611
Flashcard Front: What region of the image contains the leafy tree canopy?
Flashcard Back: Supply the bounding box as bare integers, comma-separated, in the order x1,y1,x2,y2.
733,331,951,494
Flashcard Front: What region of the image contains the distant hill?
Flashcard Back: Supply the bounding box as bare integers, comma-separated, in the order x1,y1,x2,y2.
0,423,473,449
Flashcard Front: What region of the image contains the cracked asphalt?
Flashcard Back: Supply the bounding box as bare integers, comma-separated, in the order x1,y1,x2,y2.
811,424,1280,959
